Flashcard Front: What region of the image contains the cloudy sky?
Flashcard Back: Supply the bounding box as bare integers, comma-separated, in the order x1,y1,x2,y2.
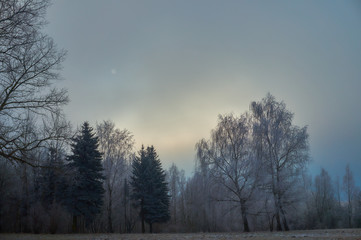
45,0,361,184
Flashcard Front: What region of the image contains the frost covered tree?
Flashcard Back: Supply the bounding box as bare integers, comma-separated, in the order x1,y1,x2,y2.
314,168,337,228
343,164,355,228
0,0,68,166
167,163,180,224
66,122,104,232
96,120,133,232
131,146,170,233
251,93,309,231
196,113,258,232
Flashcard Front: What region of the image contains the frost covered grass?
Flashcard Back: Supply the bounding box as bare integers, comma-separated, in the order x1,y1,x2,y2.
1,229,361,240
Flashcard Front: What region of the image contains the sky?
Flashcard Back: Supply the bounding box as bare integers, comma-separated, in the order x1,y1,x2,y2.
45,0,361,185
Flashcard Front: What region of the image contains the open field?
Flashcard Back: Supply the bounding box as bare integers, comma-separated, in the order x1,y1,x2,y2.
1,229,361,240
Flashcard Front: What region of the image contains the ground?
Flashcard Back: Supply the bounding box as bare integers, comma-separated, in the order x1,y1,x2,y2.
1,229,361,240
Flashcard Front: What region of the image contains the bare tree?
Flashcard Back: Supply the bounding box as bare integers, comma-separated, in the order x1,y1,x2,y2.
196,113,258,232
343,164,355,228
251,93,309,231
313,168,337,228
335,176,341,208
96,120,134,233
0,0,68,166
167,163,180,225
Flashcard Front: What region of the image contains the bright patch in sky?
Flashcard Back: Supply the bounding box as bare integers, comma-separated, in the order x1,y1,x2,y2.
46,0,361,184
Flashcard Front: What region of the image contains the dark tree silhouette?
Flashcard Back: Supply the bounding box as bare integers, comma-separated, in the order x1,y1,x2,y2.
0,0,68,166
66,122,104,232
131,145,170,233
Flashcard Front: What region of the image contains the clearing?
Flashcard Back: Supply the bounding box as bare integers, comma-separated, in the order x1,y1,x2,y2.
1,229,361,240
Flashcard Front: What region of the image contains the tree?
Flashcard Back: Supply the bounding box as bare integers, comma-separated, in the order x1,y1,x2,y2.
314,168,337,228
66,122,104,232
167,163,180,225
251,93,309,231
0,0,68,166
166,164,188,230
38,147,65,209
131,146,170,233
96,120,133,233
343,164,355,228
196,113,258,232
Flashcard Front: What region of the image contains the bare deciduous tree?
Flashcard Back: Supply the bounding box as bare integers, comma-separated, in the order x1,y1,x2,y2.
0,0,68,166
343,164,355,228
96,120,134,233
251,93,309,231
167,163,180,224
313,168,337,228
196,113,258,232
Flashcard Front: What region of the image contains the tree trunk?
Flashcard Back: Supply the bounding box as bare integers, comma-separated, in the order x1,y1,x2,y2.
273,189,282,231
141,211,145,233
123,178,128,233
270,215,274,232
240,201,250,232
275,211,282,231
149,222,153,233
72,215,77,233
173,198,177,224
348,206,352,228
107,191,113,233
280,205,289,231
21,165,30,233
124,201,127,233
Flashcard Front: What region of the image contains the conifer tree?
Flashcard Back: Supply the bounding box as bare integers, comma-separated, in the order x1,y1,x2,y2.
131,145,170,233
66,122,104,232
131,146,148,233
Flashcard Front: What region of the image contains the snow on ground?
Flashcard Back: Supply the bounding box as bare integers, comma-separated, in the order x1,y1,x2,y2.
1,229,361,240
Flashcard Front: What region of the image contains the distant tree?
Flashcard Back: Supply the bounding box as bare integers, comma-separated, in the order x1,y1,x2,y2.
38,147,66,208
167,163,180,224
96,120,133,233
353,189,361,227
0,0,68,166
343,164,355,228
122,178,137,233
314,168,337,228
251,93,309,231
66,122,104,232
196,113,258,232
131,146,170,233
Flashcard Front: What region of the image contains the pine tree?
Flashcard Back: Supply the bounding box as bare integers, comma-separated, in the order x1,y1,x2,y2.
131,145,170,233
66,122,104,232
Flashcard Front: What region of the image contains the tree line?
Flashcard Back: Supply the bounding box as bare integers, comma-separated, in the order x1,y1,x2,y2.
1,0,361,234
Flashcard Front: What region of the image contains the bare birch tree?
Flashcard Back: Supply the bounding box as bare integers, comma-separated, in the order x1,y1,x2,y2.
196,113,258,232
251,93,309,231
96,120,134,232
343,164,355,228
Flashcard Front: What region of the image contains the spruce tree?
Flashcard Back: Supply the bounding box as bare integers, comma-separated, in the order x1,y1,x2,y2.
131,146,148,233
66,122,104,232
131,145,170,233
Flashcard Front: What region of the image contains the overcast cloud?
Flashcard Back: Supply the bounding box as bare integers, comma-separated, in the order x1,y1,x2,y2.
46,0,361,184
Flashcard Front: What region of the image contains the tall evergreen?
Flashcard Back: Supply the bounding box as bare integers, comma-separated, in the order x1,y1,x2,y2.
131,145,170,233
66,122,104,232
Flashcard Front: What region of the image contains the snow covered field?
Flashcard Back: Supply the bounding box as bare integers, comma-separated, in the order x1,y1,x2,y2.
1,229,361,240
